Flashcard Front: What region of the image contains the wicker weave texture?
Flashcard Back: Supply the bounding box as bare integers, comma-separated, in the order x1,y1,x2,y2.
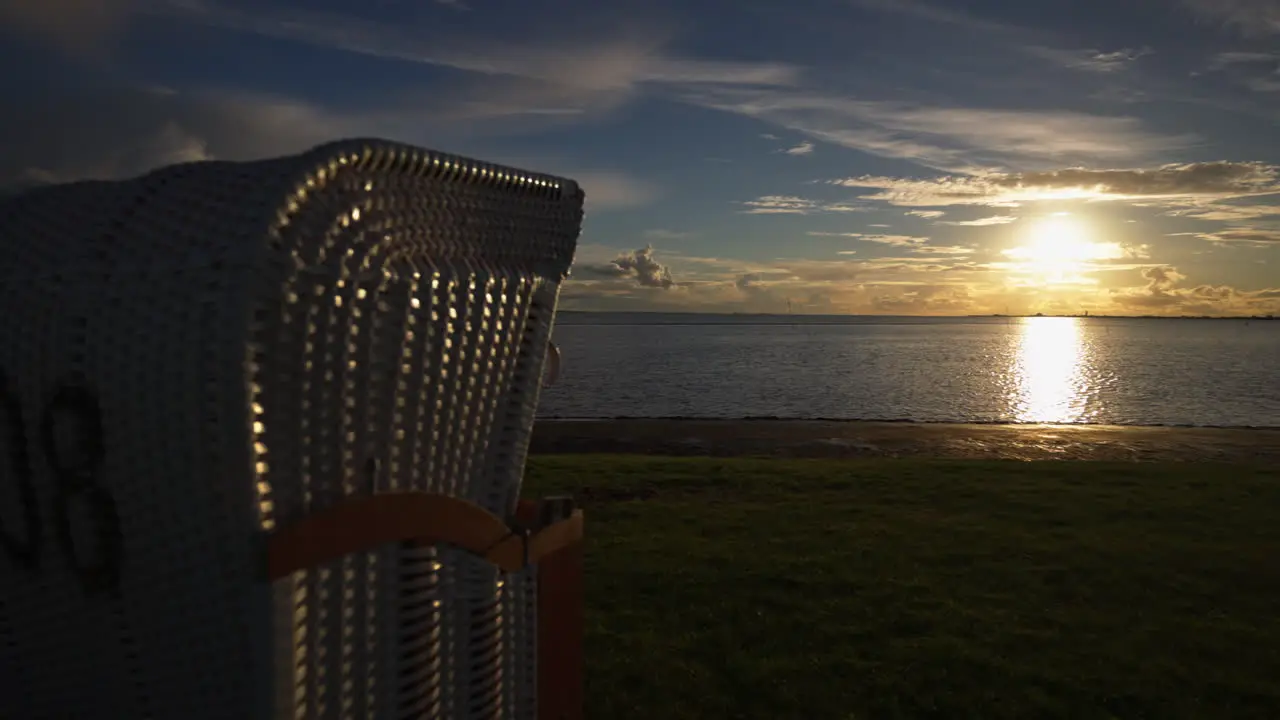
0,139,583,719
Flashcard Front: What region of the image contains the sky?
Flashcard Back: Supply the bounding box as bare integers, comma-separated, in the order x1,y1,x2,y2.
3,0,1280,316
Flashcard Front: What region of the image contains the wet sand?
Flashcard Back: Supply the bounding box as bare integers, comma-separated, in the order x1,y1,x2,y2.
530,419,1280,463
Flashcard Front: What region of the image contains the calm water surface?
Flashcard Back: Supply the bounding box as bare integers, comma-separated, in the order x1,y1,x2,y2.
538,314,1280,427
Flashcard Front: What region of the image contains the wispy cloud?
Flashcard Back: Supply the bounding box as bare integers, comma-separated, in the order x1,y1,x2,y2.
1208,51,1280,70
1180,0,1280,36
0,83,660,211
807,231,928,247
906,210,945,219
850,0,1015,35
642,228,693,241
567,171,659,211
939,215,1018,226
830,161,1280,207
1203,50,1280,94
1023,46,1152,73
739,195,867,214
854,0,1156,76
1167,202,1280,221
0,0,134,52
685,87,1191,171
10,0,1190,181
913,245,975,255
64,0,796,135
161,1,800,91
1243,76,1280,92
1194,228,1280,246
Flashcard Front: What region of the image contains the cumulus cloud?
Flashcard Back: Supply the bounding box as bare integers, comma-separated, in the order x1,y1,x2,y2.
564,251,876,314
1111,267,1186,308
830,161,1280,208
735,273,769,293
1147,266,1185,292
739,196,867,214
578,245,676,289
563,244,1071,315
1112,265,1280,315
870,284,975,313
565,245,1275,316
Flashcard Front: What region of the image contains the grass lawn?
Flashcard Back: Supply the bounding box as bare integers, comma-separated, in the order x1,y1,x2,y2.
523,456,1280,719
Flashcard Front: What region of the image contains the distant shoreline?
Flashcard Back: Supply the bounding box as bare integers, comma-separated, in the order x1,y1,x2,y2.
536,416,1280,431
556,310,1277,321
529,419,1280,463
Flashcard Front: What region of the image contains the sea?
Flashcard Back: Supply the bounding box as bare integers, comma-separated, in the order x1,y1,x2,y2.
536,313,1280,427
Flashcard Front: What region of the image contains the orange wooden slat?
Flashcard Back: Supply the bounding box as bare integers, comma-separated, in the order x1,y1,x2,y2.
266,492,582,579
537,532,585,720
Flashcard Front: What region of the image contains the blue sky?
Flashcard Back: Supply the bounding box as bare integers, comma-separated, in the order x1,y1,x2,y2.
3,0,1279,315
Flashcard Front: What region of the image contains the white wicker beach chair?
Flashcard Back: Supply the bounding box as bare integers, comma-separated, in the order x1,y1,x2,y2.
0,139,584,719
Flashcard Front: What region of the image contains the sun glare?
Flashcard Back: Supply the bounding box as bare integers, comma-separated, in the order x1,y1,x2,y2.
1013,316,1088,422
1002,214,1122,284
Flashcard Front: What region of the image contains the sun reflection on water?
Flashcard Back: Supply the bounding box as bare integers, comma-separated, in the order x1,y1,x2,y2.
1013,316,1088,423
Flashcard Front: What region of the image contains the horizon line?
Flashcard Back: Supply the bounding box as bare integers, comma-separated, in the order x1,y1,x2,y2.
557,309,1277,320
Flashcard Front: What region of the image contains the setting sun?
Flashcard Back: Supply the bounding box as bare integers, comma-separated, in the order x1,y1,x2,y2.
1003,214,1123,283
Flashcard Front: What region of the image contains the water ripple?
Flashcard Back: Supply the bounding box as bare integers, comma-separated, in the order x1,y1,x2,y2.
539,316,1280,427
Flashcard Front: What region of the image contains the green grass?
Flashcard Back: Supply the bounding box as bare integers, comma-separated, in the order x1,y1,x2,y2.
523,456,1280,719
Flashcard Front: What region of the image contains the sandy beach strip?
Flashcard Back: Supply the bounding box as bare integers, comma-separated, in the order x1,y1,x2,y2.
530,419,1280,463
